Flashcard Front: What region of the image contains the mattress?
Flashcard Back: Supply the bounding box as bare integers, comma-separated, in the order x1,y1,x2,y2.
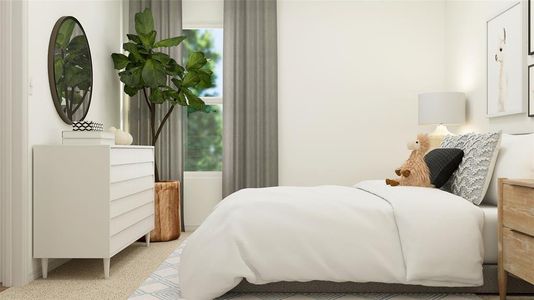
481,205,497,264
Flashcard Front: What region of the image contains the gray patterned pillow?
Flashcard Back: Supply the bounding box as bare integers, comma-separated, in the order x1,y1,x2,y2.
440,132,502,205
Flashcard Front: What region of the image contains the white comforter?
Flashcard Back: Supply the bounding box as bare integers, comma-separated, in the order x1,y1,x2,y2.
179,180,484,299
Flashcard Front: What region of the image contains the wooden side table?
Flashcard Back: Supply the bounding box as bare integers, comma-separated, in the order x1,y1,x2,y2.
498,178,534,300
151,180,181,242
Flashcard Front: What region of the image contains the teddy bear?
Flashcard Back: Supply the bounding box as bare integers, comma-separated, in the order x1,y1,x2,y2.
385,134,432,187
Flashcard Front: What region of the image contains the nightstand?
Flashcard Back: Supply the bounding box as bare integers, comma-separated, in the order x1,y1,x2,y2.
498,178,534,300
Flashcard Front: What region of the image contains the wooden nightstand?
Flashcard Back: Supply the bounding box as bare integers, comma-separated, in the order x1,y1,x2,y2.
498,178,534,300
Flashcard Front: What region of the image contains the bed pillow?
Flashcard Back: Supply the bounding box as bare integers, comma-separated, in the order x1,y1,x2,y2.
483,133,534,205
440,131,501,205
424,148,464,188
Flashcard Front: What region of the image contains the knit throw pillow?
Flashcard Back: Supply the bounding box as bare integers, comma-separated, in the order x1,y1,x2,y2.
440,132,501,205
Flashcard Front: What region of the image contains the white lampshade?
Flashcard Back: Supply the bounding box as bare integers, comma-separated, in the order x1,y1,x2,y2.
418,92,466,125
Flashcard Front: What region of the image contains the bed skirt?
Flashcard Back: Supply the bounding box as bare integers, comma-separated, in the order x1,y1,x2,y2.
230,265,534,294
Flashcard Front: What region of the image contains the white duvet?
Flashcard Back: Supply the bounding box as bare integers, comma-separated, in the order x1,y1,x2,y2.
179,180,484,300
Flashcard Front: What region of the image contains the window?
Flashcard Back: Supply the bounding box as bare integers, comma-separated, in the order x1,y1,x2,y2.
183,28,223,171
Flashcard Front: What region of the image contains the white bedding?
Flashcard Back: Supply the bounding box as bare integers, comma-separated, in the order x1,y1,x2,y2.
179,180,484,300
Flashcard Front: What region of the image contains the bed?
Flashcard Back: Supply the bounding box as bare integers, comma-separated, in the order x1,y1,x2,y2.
178,133,534,299
230,206,529,295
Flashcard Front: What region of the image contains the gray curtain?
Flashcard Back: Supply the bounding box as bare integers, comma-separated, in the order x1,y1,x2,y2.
128,0,185,227
223,0,278,197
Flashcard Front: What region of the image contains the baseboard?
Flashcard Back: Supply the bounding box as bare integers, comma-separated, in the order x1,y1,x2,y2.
184,225,199,232
30,258,70,281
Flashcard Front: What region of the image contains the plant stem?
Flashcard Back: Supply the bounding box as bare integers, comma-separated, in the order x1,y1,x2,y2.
142,88,156,141
154,105,175,142
142,87,160,182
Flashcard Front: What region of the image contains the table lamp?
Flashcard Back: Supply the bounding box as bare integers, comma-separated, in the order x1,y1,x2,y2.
418,92,466,149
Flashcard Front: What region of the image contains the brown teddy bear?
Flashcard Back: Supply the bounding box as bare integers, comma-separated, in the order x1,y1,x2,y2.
386,134,432,187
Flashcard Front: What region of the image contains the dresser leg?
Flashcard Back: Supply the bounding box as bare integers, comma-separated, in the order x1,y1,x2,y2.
41,258,48,279
499,268,507,300
145,232,150,247
103,258,110,279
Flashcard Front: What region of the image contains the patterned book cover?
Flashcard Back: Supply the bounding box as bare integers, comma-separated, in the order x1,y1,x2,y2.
72,121,104,132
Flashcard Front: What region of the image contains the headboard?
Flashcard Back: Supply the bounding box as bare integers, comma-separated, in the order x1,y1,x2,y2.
483,132,534,205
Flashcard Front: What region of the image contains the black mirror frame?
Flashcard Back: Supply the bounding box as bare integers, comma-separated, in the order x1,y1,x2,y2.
48,16,93,125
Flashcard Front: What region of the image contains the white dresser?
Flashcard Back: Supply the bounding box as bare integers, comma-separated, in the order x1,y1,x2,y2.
33,145,155,278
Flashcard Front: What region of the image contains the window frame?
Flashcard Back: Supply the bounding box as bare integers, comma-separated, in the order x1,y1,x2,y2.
182,27,223,177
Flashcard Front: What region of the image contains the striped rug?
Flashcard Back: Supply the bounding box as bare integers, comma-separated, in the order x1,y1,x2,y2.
129,241,480,300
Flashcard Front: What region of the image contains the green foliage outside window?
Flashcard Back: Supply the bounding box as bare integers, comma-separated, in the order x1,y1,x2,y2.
182,29,222,97
185,105,223,171
183,29,223,171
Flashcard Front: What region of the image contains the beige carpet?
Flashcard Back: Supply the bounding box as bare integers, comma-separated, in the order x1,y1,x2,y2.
0,233,189,300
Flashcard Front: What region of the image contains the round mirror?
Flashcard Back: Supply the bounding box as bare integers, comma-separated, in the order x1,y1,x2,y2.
48,16,93,124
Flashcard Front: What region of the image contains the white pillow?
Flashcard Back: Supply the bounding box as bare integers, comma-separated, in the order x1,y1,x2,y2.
483,133,534,205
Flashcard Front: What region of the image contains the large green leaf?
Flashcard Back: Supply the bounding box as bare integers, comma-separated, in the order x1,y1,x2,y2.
124,85,139,97
196,69,213,87
142,59,167,88
111,53,129,70
171,78,182,89
119,67,142,87
125,62,140,71
175,91,187,106
127,34,142,44
54,58,64,83
165,59,184,76
135,8,154,35
184,88,206,111
67,35,88,52
139,31,157,49
152,52,171,65
64,65,90,87
186,52,207,70
154,36,186,48
149,87,165,104
182,72,200,87
163,89,179,101
55,19,75,49
123,42,143,62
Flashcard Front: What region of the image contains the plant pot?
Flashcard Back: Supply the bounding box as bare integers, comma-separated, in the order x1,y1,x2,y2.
151,180,181,242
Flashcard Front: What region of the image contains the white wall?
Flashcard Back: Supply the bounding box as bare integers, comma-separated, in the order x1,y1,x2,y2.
28,0,121,146
183,172,222,231
183,0,223,29
445,0,534,134
26,0,122,280
278,0,447,186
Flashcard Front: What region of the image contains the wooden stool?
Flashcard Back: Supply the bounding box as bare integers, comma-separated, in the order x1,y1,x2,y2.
151,180,181,242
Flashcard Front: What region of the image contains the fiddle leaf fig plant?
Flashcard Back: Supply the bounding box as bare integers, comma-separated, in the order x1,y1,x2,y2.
111,8,213,181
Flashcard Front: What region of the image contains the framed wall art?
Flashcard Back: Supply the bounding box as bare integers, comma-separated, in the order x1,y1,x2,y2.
528,64,534,116
487,2,524,117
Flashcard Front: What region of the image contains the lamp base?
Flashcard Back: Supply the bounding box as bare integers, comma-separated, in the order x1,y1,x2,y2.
428,125,453,150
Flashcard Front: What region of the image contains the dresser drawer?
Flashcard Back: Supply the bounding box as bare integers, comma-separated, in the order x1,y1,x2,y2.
110,162,154,183
110,189,154,218
110,148,153,166
503,227,534,284
503,184,534,236
110,176,154,201
110,202,154,236
110,215,154,256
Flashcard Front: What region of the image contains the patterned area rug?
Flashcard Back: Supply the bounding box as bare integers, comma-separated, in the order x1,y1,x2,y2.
129,241,481,300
